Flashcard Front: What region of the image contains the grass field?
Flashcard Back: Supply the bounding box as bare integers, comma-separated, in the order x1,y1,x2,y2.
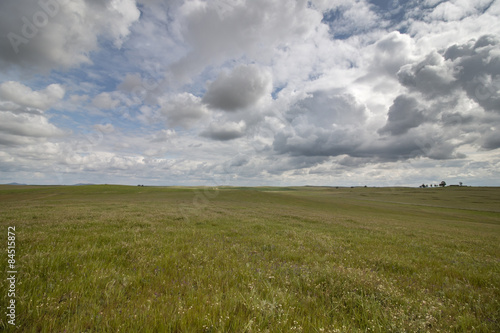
0,185,499,332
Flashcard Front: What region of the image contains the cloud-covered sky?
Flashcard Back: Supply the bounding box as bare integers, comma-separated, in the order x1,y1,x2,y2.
1,0,499,186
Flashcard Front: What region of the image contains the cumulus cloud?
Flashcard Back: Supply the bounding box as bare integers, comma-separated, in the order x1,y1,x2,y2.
159,93,208,128
170,0,321,82
383,34,500,154
202,64,272,111
378,95,426,136
149,129,176,143
201,120,246,141
287,90,367,127
93,123,115,134
0,81,65,110
427,0,493,21
357,31,415,85
0,81,66,147
398,34,500,110
321,0,385,39
92,92,121,110
0,112,63,141
0,0,140,72
273,90,368,157
0,111,65,147
481,130,500,150
448,35,500,112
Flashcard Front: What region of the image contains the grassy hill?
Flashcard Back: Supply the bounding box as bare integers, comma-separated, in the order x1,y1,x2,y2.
1,185,499,332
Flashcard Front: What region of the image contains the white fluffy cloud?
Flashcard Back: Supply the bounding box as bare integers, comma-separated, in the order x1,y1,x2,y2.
0,82,66,147
0,112,64,144
0,81,65,110
169,0,321,82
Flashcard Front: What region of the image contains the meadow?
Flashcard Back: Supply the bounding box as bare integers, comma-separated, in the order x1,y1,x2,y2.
0,185,499,332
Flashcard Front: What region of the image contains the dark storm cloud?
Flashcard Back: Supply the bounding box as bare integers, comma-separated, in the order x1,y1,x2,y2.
378,95,426,136
481,130,500,150
273,127,361,157
200,121,246,141
202,65,271,111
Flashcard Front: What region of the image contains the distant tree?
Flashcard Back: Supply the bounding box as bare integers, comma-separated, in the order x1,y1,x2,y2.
439,181,446,187
459,182,463,186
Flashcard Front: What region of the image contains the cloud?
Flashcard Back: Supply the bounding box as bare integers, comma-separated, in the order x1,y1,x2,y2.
117,73,144,93
397,51,456,98
92,92,121,109
398,34,500,109
149,129,175,143
373,34,500,159
0,112,62,137
93,123,115,134
0,0,140,73
287,90,367,127
0,81,66,147
159,93,208,128
201,120,246,141
0,112,65,146
117,72,163,105
378,95,426,136
273,90,368,157
202,64,272,112
321,0,384,39
427,0,494,21
0,81,65,110
449,35,500,112
169,0,321,82
359,31,415,84
481,130,500,150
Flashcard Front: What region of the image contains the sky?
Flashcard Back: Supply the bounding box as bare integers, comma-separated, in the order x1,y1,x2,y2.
0,0,499,187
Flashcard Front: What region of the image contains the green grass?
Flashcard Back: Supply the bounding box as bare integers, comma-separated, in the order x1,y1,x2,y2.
0,185,499,332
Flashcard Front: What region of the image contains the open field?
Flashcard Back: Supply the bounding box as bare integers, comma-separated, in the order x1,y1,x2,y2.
0,185,499,332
